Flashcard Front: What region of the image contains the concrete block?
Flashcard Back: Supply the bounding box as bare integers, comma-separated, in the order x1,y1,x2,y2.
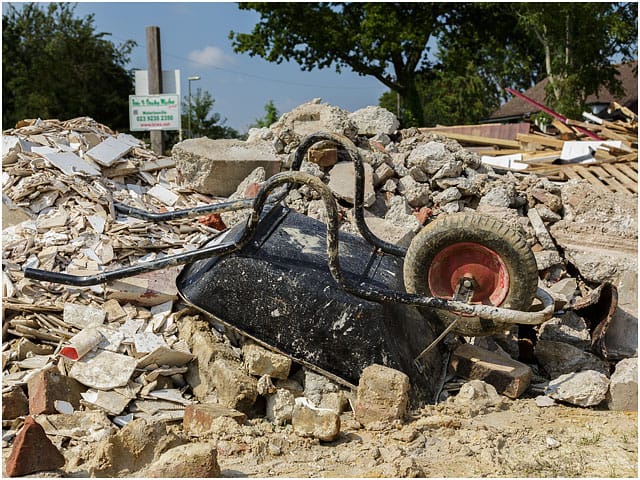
242,343,292,380
547,370,610,407
183,403,246,437
212,358,258,413
27,367,85,415
607,358,638,411
2,386,29,420
292,397,340,442
449,343,532,399
354,364,409,427
142,442,220,478
172,138,281,196
4,416,65,477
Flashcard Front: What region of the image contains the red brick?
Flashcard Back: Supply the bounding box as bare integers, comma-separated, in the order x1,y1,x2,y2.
5,416,65,477
27,367,85,415
2,387,29,420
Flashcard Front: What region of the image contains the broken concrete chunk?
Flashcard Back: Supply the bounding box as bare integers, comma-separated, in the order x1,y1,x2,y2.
537,312,591,349
546,370,610,407
183,403,247,437
212,358,258,413
266,388,296,425
327,161,375,207
449,343,532,399
292,397,341,442
349,106,399,136
141,442,221,478
69,349,137,390
534,339,610,378
242,342,292,380
173,138,281,196
607,358,638,411
5,416,65,477
453,380,505,415
354,364,409,427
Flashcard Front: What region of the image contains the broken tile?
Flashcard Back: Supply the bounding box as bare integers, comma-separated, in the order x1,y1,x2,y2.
147,184,179,206
85,136,133,167
137,346,194,368
134,332,168,355
80,389,132,415
63,303,105,329
43,151,101,176
68,349,137,390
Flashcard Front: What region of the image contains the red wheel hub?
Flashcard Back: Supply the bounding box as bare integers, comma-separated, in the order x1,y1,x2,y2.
428,242,509,306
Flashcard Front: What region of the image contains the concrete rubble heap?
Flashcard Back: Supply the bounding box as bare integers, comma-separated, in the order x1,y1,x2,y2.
2,102,637,477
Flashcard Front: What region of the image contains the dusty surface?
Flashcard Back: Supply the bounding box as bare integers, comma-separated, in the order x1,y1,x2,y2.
4,396,636,478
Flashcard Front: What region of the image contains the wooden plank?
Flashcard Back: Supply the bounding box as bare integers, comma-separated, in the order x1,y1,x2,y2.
516,133,565,149
599,127,633,142
589,166,628,194
522,150,561,163
426,131,521,148
600,164,638,193
614,163,638,182
571,166,612,194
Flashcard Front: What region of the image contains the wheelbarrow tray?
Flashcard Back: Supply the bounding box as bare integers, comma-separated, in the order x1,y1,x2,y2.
177,204,447,405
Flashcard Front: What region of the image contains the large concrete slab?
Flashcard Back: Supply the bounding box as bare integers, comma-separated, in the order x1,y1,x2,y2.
172,138,281,196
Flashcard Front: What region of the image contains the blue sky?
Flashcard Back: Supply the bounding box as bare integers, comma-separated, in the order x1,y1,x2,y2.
4,1,389,133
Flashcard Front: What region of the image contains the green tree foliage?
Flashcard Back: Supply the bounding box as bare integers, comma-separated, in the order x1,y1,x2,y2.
512,2,638,118
182,88,239,139
2,3,135,130
230,2,454,127
250,100,279,129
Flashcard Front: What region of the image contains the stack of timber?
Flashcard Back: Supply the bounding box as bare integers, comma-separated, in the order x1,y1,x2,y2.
422,102,637,196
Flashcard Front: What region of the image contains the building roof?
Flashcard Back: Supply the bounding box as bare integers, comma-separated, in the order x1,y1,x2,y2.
488,62,638,121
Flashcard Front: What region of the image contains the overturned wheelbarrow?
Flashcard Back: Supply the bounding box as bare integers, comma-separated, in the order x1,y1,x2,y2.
24,132,554,405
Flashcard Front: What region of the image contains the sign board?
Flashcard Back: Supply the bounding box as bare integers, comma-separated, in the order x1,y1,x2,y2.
129,94,181,131
134,69,181,95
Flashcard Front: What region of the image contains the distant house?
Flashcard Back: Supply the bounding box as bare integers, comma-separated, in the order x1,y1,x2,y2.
484,61,638,123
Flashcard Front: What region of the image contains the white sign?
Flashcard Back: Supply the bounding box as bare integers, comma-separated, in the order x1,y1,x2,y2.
129,94,181,131
134,70,181,95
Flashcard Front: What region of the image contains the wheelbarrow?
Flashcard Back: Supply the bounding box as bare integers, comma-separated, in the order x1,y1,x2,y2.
24,132,554,405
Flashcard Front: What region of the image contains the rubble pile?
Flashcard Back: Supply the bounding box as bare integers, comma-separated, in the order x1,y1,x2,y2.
2,103,637,477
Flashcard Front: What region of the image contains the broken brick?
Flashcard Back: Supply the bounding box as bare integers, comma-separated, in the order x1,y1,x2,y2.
27,367,86,415
2,386,29,420
198,213,227,230
5,416,65,477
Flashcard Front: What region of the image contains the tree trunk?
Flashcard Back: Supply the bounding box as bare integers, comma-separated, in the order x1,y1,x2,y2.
398,76,425,127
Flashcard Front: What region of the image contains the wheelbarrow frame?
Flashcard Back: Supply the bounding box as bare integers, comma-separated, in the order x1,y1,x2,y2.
24,132,554,328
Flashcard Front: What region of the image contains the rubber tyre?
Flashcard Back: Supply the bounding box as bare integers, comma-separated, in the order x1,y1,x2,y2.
403,212,538,336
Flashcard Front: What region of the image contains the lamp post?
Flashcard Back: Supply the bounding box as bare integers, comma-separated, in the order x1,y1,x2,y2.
187,75,201,138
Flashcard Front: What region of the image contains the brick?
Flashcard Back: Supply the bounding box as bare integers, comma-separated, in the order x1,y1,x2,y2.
183,403,246,437
292,398,340,442
27,367,85,415
2,387,29,420
450,343,531,399
354,364,409,427
5,416,65,477
242,343,292,380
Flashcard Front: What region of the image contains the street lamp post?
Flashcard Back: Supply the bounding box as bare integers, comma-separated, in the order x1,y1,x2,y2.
187,75,201,138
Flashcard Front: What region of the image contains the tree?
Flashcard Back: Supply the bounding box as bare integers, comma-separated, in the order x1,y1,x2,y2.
230,3,455,127
182,88,239,139
249,100,279,129
512,2,638,118
2,3,135,130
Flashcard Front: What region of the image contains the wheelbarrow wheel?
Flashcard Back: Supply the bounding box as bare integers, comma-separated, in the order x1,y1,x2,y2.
403,212,538,336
